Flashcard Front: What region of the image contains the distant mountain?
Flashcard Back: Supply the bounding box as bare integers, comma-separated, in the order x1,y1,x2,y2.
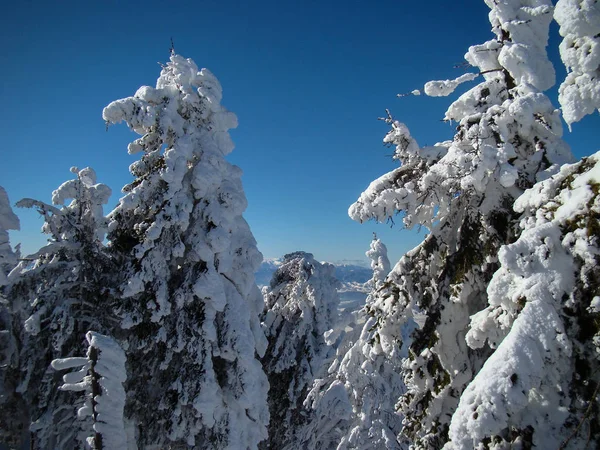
333,264,372,286
256,258,372,311
255,258,283,287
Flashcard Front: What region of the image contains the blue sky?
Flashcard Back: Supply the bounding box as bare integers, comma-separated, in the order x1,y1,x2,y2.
1,0,598,266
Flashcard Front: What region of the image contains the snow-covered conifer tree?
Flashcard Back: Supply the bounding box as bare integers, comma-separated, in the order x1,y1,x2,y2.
0,186,20,287
260,252,340,449
298,236,403,450
103,52,268,448
365,234,391,295
0,186,25,447
555,0,600,126
446,151,600,449
348,1,573,447
2,167,112,449
52,331,127,449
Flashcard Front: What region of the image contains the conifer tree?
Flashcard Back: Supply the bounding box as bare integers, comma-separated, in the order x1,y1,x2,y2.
348,1,573,447
0,186,25,447
299,236,402,450
2,168,113,449
103,52,268,448
260,252,340,449
365,234,391,295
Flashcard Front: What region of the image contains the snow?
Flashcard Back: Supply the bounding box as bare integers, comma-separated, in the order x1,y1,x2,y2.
51,332,128,449
2,4,599,449
51,357,89,371
449,151,600,449
424,73,478,97
555,0,600,125
486,0,556,91
347,0,576,447
0,187,19,233
446,299,571,450
365,236,391,290
260,251,342,449
103,53,268,448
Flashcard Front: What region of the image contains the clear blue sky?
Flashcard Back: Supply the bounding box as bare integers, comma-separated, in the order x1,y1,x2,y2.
1,0,598,266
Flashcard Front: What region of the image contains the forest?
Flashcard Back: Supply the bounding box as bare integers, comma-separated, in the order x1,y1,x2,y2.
1,0,599,449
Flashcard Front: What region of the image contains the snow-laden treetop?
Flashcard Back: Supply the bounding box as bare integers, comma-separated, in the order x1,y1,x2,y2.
103,53,238,158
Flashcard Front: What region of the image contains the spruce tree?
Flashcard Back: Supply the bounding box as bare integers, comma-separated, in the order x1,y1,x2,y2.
299,236,402,450
260,252,340,449
103,52,269,448
2,167,113,449
348,0,573,447
0,185,25,447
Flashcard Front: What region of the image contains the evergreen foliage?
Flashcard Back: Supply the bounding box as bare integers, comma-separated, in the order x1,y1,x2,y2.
348,0,576,447
260,251,341,449
103,52,268,448
1,168,113,449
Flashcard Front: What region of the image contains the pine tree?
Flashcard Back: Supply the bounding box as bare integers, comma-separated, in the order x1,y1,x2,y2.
260,252,341,449
103,52,269,448
2,167,113,449
348,1,573,447
447,151,600,449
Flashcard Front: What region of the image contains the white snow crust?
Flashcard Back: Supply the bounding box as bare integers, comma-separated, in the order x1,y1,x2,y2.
424,73,479,97
555,0,600,125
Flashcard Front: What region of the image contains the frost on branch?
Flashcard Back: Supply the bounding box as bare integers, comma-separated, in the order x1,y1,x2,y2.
260,252,341,449
348,1,573,447
555,0,600,126
104,53,268,449
447,151,600,449
52,331,127,449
